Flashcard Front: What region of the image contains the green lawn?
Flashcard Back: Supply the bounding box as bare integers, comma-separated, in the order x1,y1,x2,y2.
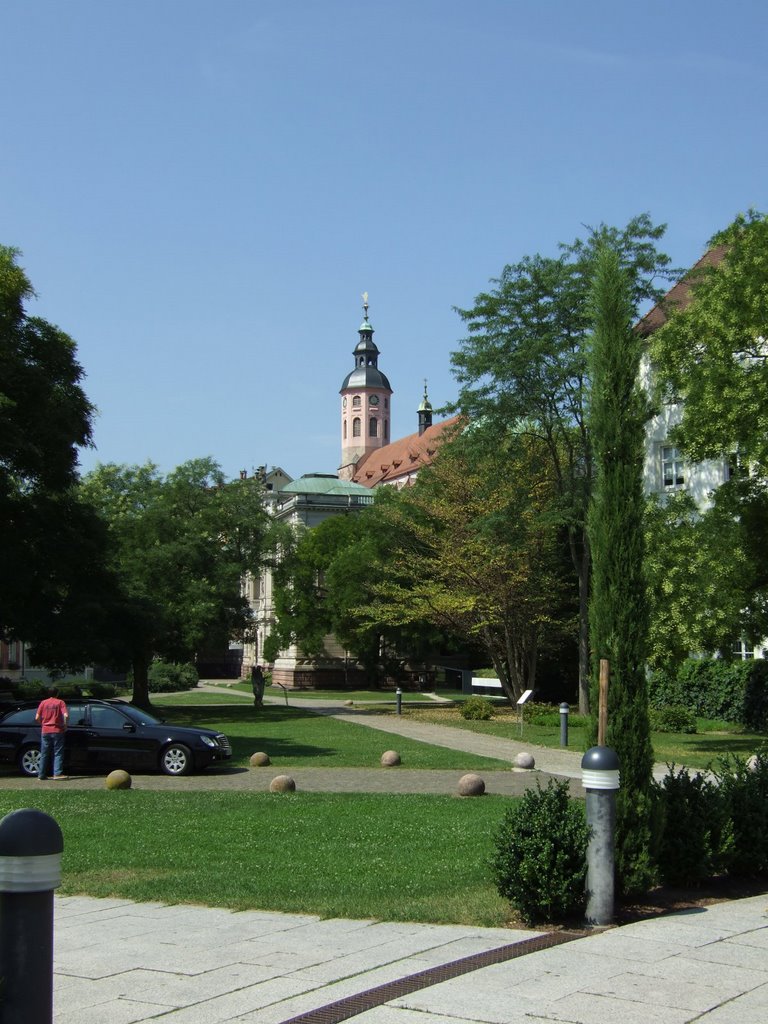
200,682,455,703
0,790,513,926
157,689,254,705
156,690,767,771
403,707,766,770
152,700,511,770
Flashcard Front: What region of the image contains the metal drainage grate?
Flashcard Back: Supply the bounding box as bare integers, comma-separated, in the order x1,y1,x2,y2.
279,929,583,1024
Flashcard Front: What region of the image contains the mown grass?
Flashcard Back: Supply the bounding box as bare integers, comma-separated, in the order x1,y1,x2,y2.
157,689,253,705
151,700,511,770
403,706,766,770
0,790,513,926
156,690,767,771
199,683,455,703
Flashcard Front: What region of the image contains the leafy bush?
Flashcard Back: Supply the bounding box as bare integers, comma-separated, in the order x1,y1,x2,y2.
711,751,768,876
472,668,499,678
460,696,494,720
54,680,88,698
86,682,118,699
4,679,45,701
147,662,199,693
649,705,697,734
492,779,589,924
649,658,768,729
654,766,727,885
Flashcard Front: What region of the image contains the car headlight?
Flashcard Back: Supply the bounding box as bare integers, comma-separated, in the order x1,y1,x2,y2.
200,735,216,748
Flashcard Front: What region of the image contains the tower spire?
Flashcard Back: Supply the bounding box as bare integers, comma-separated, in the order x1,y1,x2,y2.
339,294,393,478
418,379,433,435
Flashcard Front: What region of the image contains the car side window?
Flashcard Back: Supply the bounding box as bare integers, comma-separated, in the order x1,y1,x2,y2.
67,703,87,726
89,705,130,730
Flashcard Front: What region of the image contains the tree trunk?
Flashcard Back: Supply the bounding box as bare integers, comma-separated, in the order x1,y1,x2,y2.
131,655,151,709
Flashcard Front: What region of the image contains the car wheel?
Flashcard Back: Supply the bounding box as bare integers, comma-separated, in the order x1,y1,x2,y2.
160,743,192,776
19,745,41,778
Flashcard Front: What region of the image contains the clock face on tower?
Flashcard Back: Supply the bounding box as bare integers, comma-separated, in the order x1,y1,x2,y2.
369,395,380,406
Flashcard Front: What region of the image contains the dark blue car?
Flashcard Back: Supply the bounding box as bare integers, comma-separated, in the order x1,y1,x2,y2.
0,699,232,777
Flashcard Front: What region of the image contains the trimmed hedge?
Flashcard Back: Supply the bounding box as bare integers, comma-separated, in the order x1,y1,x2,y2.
649,658,768,730
649,704,697,734
654,751,768,884
460,695,494,720
147,661,199,693
492,779,589,924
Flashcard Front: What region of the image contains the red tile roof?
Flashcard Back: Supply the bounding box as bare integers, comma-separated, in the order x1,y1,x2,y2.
352,416,462,488
636,244,727,337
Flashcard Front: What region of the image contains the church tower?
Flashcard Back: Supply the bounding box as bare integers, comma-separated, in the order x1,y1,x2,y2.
418,380,433,435
338,294,393,479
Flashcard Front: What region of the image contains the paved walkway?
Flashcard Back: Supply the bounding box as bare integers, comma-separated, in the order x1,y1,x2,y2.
52,892,768,1023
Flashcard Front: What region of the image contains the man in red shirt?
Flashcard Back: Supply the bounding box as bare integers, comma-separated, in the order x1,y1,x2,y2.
35,687,69,780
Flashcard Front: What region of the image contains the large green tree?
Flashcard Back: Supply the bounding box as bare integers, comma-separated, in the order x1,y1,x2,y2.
648,210,768,661
587,244,654,895
451,215,673,711
368,429,573,701
264,509,451,684
81,459,273,707
644,490,758,668
1,245,105,661
650,211,768,473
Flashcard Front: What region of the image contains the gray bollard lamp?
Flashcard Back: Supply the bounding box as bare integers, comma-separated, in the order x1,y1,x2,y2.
0,808,63,892
581,746,620,927
581,745,620,790
0,808,64,1024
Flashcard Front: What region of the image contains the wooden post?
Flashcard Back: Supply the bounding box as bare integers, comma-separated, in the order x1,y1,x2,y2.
598,659,609,746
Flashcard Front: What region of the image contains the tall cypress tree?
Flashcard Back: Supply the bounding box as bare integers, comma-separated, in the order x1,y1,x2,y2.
587,244,654,895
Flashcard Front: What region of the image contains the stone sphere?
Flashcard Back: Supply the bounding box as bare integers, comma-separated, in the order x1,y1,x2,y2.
250,751,271,767
381,750,401,767
516,752,535,770
105,769,132,790
747,754,761,772
457,773,485,797
344,699,354,706
269,775,296,793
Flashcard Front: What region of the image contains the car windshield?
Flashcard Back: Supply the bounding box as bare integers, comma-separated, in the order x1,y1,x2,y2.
115,704,163,727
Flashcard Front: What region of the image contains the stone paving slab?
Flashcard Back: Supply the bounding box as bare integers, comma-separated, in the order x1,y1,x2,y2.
47,894,768,1024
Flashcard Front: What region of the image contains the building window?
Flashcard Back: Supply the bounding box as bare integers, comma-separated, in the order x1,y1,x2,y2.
369,417,377,437
352,417,361,437
733,640,755,660
352,395,361,409
343,420,347,440
384,419,389,440
662,445,684,487
728,450,746,480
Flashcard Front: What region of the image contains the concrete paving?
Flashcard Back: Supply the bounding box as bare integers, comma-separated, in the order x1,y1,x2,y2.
51,893,768,1023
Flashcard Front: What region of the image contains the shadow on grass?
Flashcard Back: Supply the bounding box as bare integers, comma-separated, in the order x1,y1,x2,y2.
153,702,338,762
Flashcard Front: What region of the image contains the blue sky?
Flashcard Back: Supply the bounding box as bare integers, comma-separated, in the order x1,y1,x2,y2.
3,0,766,480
